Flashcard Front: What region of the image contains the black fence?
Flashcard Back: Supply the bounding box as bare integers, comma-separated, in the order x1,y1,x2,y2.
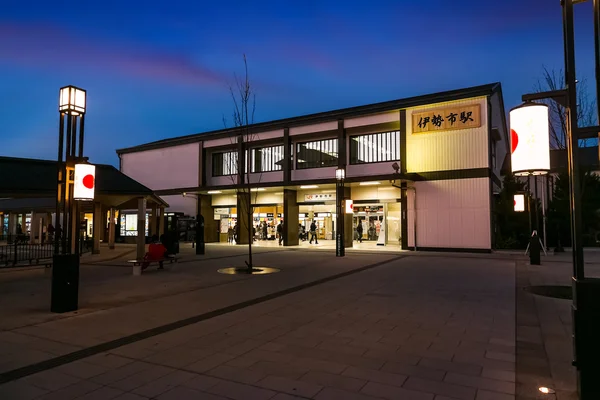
0,243,54,267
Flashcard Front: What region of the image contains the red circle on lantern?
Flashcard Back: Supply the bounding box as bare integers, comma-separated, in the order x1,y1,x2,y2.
83,174,94,189
514,200,517,206
511,129,519,153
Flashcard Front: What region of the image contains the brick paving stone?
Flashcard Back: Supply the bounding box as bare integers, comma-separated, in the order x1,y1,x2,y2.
90,361,153,385
179,374,223,392
444,372,514,395
360,381,435,400
108,364,174,391
0,380,49,400
156,386,227,400
485,351,516,363
143,346,214,368
315,386,389,400
364,348,421,365
475,389,514,400
132,370,198,398
75,386,125,400
112,393,149,400
22,368,80,391
300,370,367,391
403,376,477,400
481,368,515,383
36,380,102,400
186,353,236,373
256,375,323,398
291,356,347,374
206,379,277,400
418,357,482,376
207,364,267,384
55,360,111,380
84,353,134,369
453,354,515,372
248,360,310,380
342,365,408,387
270,394,306,399
382,360,446,381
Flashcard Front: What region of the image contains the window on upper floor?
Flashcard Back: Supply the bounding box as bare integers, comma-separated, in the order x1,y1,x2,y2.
349,131,400,164
250,145,284,173
296,138,338,169
212,151,238,176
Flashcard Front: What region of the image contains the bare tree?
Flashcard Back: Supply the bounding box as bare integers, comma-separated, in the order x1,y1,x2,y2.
223,55,262,272
533,66,597,148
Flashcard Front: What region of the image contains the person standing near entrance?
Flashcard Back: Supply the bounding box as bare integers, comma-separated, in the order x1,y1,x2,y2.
356,220,363,243
277,221,284,245
309,220,318,244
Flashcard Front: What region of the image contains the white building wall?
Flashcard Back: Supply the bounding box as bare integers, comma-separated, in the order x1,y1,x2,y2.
407,178,491,249
490,92,508,178
204,137,235,148
121,143,199,191
290,121,338,136
291,167,337,181
406,97,488,173
344,112,398,128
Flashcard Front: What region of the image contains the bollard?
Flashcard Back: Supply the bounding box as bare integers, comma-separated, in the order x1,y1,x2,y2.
529,231,541,265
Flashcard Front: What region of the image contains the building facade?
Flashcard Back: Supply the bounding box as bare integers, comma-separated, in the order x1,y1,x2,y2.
116,83,508,252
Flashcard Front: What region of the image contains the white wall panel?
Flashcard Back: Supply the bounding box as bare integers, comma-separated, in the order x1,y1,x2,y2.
347,162,397,178
490,92,508,178
407,178,491,249
290,121,338,136
344,112,398,128
248,171,283,184
249,129,284,142
291,167,337,181
204,137,235,148
121,143,199,191
406,97,488,173
351,186,400,201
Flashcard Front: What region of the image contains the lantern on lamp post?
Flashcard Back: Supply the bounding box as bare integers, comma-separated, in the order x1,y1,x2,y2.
51,85,90,314
335,167,345,257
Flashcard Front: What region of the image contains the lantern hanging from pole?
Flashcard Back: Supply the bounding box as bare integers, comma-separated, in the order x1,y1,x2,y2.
74,164,95,201
510,102,550,176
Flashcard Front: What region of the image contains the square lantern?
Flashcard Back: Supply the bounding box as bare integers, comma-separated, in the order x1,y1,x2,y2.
335,167,345,181
514,194,526,212
510,102,550,176
59,86,87,114
74,164,95,201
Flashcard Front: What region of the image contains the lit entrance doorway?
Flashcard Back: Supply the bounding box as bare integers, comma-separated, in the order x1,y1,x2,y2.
353,203,401,247
298,204,337,243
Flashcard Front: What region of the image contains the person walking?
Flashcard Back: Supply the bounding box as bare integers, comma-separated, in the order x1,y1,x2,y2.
309,220,318,244
262,222,268,241
356,220,363,243
277,221,284,245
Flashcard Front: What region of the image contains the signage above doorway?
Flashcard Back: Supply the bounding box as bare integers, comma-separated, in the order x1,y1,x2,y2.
412,104,481,134
305,193,334,202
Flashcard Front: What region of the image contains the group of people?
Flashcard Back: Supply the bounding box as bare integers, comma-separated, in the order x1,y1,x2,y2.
227,221,285,245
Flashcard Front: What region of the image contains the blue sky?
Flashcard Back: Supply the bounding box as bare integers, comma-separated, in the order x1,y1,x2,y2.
0,0,597,166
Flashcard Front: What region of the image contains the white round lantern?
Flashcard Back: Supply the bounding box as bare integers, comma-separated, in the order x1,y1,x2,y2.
510,102,550,176
74,164,96,201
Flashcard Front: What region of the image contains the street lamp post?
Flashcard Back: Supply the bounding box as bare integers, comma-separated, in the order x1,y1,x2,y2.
51,85,91,314
335,167,345,257
517,1,600,397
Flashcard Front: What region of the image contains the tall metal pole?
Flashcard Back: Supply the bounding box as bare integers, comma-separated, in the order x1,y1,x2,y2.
336,178,345,257
55,113,64,255
534,175,539,231
542,176,547,250
562,0,584,279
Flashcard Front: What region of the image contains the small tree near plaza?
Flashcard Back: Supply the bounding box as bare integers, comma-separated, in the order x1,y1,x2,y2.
224,55,262,272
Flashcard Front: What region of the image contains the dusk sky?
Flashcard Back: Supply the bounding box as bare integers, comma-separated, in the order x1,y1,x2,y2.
1,0,598,166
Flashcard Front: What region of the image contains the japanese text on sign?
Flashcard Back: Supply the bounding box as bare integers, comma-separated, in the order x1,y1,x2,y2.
412,104,481,134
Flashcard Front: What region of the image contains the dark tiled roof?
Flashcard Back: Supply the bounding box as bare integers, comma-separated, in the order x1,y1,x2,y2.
0,156,156,197
116,82,502,154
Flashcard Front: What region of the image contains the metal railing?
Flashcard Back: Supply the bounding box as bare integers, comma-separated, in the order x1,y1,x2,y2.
0,243,53,267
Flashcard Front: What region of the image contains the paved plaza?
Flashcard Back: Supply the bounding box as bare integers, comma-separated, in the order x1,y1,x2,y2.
0,244,591,400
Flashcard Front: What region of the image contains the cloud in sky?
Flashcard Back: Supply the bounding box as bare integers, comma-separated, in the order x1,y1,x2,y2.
0,22,230,87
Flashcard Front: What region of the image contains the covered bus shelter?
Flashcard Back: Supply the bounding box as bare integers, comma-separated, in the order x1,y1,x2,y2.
0,156,168,260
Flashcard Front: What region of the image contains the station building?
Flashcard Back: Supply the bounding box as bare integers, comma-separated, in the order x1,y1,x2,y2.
116,83,508,252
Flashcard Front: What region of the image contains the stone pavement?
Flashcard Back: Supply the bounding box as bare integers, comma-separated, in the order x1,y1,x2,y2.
0,248,519,400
